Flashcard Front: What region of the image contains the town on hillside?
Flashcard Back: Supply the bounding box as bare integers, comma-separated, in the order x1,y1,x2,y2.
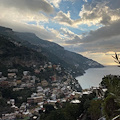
0,61,83,120
0,61,109,120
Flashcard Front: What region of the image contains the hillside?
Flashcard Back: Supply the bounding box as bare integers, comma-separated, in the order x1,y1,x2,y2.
0,34,46,76
0,26,103,76
15,32,104,76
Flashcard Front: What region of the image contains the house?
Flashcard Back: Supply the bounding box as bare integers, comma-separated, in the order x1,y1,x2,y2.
30,76,36,83
37,93,45,97
20,83,27,88
23,71,29,76
48,65,52,68
9,81,17,87
70,99,81,104
51,75,57,82
53,65,56,69
37,86,43,92
20,103,27,111
48,100,57,106
27,98,34,104
51,94,56,100
31,93,37,98
61,99,66,103
48,62,52,65
13,88,24,91
82,90,92,95
8,73,16,78
11,105,18,111
26,83,34,88
0,77,7,82
28,96,43,104
2,113,16,120
0,81,9,87
38,102,44,108
34,69,40,74
41,80,48,87
16,80,22,85
72,92,82,99
44,64,48,68
8,69,18,73
56,65,61,71
7,99,15,105
34,96,43,103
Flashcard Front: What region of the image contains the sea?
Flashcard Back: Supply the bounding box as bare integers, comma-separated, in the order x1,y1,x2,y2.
76,66,120,89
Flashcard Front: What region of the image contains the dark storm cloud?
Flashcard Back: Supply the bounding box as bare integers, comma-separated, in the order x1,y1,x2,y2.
82,20,120,43
80,36,120,53
106,0,120,9
0,0,54,14
65,19,120,53
65,35,120,53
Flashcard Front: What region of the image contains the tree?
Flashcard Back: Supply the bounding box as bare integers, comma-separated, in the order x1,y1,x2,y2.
87,100,102,120
103,95,120,120
112,52,120,66
43,104,55,114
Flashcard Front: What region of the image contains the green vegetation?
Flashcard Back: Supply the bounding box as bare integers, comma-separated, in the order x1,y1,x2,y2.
0,98,14,117
103,95,120,119
101,76,120,119
0,35,47,76
112,52,120,65
40,93,96,120
0,87,34,107
87,99,102,120
40,103,81,120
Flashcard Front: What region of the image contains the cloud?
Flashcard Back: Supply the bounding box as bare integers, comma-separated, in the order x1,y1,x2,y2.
54,11,73,26
0,0,55,35
78,0,120,25
0,6,49,25
0,0,55,27
46,0,61,8
60,28,82,45
54,0,120,27
62,0,120,54
65,36,81,44
60,27,75,38
0,0,54,14
83,0,88,2
80,19,120,43
65,18,120,53
0,17,62,43
0,0,64,45
60,27,82,44
106,0,120,9
79,35,120,53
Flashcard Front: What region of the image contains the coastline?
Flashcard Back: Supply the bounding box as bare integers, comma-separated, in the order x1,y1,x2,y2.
76,65,120,89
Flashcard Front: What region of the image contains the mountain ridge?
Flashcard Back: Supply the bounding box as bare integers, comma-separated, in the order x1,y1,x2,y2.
0,26,104,76
0,34,47,76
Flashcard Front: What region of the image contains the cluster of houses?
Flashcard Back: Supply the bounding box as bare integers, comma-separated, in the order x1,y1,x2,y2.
0,62,109,120
0,62,82,120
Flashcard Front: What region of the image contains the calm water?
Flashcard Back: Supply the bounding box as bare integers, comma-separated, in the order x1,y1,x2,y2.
76,66,120,89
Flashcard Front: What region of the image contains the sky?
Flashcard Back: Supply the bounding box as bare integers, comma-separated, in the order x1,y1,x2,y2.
0,0,120,65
